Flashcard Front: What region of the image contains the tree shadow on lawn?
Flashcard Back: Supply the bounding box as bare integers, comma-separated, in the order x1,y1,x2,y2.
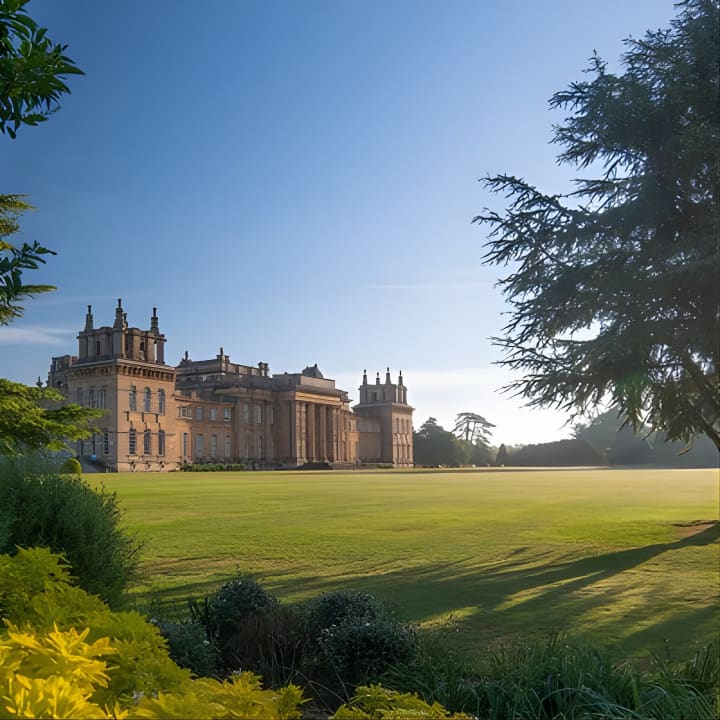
269,520,719,655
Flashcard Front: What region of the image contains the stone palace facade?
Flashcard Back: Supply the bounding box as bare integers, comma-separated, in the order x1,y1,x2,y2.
47,301,414,471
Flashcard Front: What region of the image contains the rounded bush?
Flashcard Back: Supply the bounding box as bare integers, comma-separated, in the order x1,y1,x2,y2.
155,620,220,678
60,456,82,474
306,590,384,632
0,454,142,608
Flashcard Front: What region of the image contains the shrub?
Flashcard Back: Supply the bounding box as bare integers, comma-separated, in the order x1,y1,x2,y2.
0,454,142,608
331,684,472,719
0,548,306,719
304,591,417,694
154,619,221,679
202,575,280,672
60,456,82,474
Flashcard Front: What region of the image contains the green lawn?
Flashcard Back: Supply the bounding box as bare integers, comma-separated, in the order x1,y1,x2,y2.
103,467,719,658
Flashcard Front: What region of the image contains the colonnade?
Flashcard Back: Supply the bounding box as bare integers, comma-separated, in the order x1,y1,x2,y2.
293,402,342,463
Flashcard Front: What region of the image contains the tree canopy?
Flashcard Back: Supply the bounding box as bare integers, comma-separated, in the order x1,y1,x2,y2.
0,0,83,138
475,0,719,450
0,195,55,324
0,1,96,456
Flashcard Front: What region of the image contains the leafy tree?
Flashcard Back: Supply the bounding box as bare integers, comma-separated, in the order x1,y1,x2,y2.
453,412,495,446
413,417,469,466
0,378,102,456
0,0,83,138
0,195,55,324
495,443,508,466
474,0,719,450
0,1,91,454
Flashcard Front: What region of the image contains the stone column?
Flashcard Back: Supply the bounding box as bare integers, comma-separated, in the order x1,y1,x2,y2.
328,407,338,462
318,406,327,461
307,404,316,461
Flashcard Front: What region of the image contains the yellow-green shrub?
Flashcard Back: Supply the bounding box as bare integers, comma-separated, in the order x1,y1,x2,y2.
0,548,305,719
330,685,473,719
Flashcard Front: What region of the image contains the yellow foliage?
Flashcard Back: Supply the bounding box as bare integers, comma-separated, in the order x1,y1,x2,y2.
0,549,306,719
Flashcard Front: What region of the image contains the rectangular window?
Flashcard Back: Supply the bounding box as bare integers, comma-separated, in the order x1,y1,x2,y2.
210,433,217,458
129,386,136,411
158,390,165,415
182,432,189,458
223,408,231,422
102,431,109,455
76,387,83,406
98,388,107,409
267,406,274,425
179,406,191,418
210,408,217,422
129,429,137,455
224,435,231,458
195,434,204,458
158,430,165,456
144,388,152,412
195,407,203,421
242,403,250,423
254,405,262,424
143,430,151,455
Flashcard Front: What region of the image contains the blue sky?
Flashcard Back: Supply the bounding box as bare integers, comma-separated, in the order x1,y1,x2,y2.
2,0,677,445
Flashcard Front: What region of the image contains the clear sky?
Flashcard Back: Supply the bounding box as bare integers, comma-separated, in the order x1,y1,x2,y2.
2,0,677,446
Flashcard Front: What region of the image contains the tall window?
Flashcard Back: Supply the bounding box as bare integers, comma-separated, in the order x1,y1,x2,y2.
103,431,110,455
224,435,231,459
254,405,262,424
144,430,151,455
144,387,152,412
128,428,137,455
242,403,250,423
88,388,95,408
195,407,203,421
267,406,274,425
158,430,165,456
195,434,204,458
210,408,217,422
158,389,165,415
76,387,83,405
223,408,231,422
210,434,218,458
98,388,107,409
129,386,137,411
182,432,188,458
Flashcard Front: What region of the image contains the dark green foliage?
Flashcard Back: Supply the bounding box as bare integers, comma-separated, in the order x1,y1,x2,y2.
305,591,417,692
506,438,606,466
413,418,470,467
0,454,142,608
475,0,720,450
495,444,508,466
60,456,82,474
0,0,84,138
154,619,220,678
178,462,246,472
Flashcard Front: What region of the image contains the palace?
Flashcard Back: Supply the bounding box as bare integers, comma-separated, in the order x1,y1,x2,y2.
47,301,414,471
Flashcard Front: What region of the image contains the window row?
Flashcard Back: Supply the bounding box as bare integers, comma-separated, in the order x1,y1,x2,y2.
128,429,166,456
128,386,166,414
75,387,109,409
394,417,412,434
187,433,233,459
188,406,232,422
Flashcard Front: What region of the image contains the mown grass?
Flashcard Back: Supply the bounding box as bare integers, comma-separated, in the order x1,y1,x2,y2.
100,467,719,659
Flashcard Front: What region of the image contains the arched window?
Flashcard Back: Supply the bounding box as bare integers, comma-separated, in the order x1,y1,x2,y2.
143,429,151,455
129,386,137,411
158,389,165,415
128,428,137,455
144,387,152,412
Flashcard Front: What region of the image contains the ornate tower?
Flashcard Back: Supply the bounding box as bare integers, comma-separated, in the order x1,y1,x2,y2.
354,368,413,467
48,300,179,471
